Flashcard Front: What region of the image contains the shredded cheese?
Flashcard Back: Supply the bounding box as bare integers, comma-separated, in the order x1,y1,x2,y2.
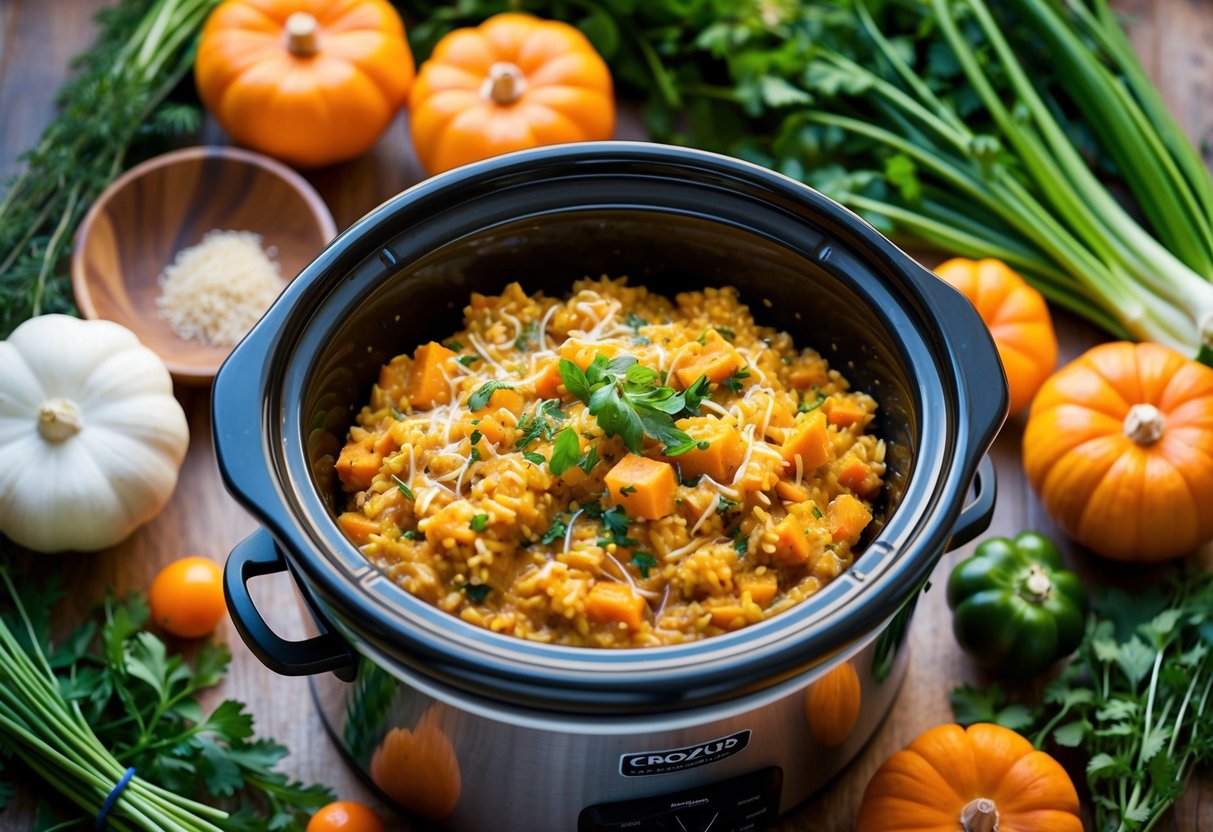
155,230,284,346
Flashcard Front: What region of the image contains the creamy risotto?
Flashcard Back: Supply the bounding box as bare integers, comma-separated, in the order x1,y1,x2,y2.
335,278,885,647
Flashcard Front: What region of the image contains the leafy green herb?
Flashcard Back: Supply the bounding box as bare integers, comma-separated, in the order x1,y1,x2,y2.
540,513,569,545
631,552,657,579
798,393,827,414
619,485,637,495
468,447,481,464
715,326,736,342
468,380,514,411
811,505,824,520
444,339,464,351
584,502,638,548
952,574,1213,830
402,530,419,540
723,366,752,394
514,320,538,351
676,464,702,488
732,528,750,556
681,375,712,415
624,313,648,331
460,583,491,602
522,451,546,465
470,513,489,532
549,428,581,476
577,445,600,475
457,354,479,367
391,474,415,500
0,568,332,830
696,330,708,345
470,429,483,445
515,398,565,451
717,497,739,515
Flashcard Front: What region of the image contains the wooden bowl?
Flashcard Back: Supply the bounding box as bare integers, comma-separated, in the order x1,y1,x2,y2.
72,146,337,384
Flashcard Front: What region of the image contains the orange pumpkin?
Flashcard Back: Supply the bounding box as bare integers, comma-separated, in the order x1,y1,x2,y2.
804,661,861,747
408,13,614,174
856,723,1082,832
195,0,414,168
935,258,1058,416
1024,341,1213,561
369,706,461,820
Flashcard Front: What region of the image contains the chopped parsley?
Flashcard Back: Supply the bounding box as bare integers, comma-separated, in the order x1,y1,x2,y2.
584,502,638,548
723,366,752,394
676,464,702,487
619,485,637,495
717,497,739,515
577,445,600,475
468,380,514,411
798,392,827,414
390,475,415,500
460,583,491,602
631,551,657,579
515,398,566,451
469,429,483,445
522,451,546,465
625,313,648,331
468,447,481,464
715,326,736,342
540,513,568,545
732,528,749,555
811,505,824,519
514,320,539,351
469,513,489,532
457,354,479,367
549,427,581,476
402,529,419,540
696,329,708,345
443,339,464,351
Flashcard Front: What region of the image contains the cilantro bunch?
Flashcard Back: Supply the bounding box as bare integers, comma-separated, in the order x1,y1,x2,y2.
0,568,332,831
558,354,711,456
953,573,1213,831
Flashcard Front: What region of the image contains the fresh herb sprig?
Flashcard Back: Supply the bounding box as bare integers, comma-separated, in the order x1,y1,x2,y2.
558,354,709,456
0,568,332,831
0,0,217,337
952,573,1213,831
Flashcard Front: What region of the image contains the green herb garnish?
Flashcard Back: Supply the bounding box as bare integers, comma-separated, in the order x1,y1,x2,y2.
723,366,752,394
468,447,482,464
732,528,750,556
584,502,638,548
468,380,514,411
460,583,491,602
470,429,483,445
811,505,824,520
717,497,739,515
403,530,419,540
676,464,702,488
631,551,657,579
469,513,489,532
514,320,538,351
444,339,464,351
715,326,736,342
522,451,546,465
391,474,415,500
549,427,581,476
577,445,600,474
619,485,637,495
457,355,479,367
798,392,827,414
540,513,568,545
515,398,565,451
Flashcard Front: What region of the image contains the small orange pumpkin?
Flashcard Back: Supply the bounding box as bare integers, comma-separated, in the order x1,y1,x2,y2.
369,707,461,820
856,723,1082,832
195,0,414,168
1024,341,1213,561
804,661,861,748
408,13,614,174
935,258,1058,416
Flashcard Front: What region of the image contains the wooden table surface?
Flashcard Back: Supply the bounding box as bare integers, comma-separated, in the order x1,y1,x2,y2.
3,1,1213,829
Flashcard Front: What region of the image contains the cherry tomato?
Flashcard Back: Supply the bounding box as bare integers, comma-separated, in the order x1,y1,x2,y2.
148,556,225,638
307,801,385,832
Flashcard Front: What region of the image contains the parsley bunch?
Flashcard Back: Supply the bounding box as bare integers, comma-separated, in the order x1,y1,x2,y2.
0,568,332,831
953,572,1213,831
559,354,710,456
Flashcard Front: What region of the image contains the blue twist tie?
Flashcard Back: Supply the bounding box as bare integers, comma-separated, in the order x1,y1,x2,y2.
95,766,136,831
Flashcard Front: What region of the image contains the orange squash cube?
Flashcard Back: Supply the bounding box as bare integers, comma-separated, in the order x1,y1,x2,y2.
335,437,383,491
775,480,811,503
675,334,742,388
665,417,746,482
781,410,829,470
377,355,411,405
770,516,811,564
830,494,873,545
604,454,677,520
738,573,779,607
837,456,871,493
558,339,620,370
338,511,381,546
407,342,457,410
827,397,869,428
585,582,646,630
533,360,565,399
709,604,747,630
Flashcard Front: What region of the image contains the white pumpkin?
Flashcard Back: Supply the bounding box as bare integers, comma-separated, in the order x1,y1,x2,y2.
0,315,190,552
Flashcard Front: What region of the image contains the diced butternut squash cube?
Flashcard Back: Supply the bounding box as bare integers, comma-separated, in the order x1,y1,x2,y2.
407,342,457,410
558,339,619,370
665,417,746,482
604,454,677,520
837,456,871,493
709,604,747,630
338,512,380,546
781,410,829,470
423,501,477,545
675,334,742,388
585,582,646,630
770,516,811,564
827,397,869,428
377,355,411,405
533,360,565,399
775,480,811,503
335,438,383,491
469,414,511,446
477,387,526,417
830,493,873,545
738,573,779,607
788,365,827,389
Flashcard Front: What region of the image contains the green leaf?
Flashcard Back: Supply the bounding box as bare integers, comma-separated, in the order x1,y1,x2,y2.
468,380,514,411
199,700,255,743
559,359,592,402
1086,752,1122,778
578,445,600,475
625,363,660,385
1052,720,1088,747
391,474,415,500
682,375,711,414
798,392,826,414
631,551,657,579
523,451,546,465
994,704,1034,731
541,514,568,546
550,428,581,476
457,354,479,367
951,683,1003,726
1116,636,1157,688
460,583,491,602
470,513,489,532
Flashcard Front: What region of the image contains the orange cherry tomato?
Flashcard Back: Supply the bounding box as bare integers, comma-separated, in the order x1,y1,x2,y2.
148,557,226,638
307,801,385,832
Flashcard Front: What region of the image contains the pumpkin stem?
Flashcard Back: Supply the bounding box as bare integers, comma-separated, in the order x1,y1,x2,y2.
1123,403,1165,446
285,12,319,58
1023,563,1053,602
38,398,83,443
484,62,526,105
960,798,1000,832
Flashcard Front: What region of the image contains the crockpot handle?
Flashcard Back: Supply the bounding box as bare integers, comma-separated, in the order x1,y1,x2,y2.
946,455,997,550
224,529,358,682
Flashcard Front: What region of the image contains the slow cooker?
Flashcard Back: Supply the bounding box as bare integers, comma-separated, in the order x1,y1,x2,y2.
214,143,1005,831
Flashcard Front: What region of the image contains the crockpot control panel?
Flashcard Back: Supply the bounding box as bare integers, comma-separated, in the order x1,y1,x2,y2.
578,767,782,832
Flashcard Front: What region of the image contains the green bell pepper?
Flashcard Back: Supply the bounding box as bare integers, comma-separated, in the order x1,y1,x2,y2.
947,532,1088,679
